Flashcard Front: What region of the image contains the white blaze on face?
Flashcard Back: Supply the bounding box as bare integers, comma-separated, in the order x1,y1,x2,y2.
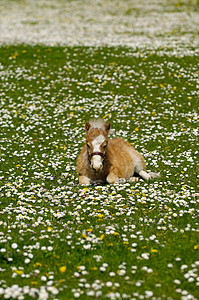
91,135,105,170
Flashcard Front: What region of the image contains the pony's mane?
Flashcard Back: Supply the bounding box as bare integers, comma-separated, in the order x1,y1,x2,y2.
89,118,106,130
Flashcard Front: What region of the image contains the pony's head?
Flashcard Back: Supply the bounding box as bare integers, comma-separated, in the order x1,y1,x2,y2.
85,119,110,172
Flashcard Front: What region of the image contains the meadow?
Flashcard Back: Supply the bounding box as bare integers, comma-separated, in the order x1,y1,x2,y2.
0,45,198,299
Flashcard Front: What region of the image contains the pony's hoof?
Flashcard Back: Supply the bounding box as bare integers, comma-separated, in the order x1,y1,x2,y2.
118,178,126,184
106,174,119,184
129,177,139,182
79,176,91,185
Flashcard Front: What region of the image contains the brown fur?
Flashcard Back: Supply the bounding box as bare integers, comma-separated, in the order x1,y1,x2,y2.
77,120,160,185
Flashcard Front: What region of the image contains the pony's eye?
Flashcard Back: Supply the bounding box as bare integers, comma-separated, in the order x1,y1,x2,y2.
103,144,107,149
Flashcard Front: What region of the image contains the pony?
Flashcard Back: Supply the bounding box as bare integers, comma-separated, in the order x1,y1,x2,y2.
77,119,160,185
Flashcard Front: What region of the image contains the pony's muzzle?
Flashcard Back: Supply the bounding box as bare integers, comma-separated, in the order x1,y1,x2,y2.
89,152,105,172
92,165,102,172
91,156,103,172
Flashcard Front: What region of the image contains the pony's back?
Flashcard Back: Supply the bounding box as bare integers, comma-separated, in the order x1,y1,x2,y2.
106,138,146,179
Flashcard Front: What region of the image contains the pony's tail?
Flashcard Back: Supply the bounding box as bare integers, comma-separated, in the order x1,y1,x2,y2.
148,172,161,179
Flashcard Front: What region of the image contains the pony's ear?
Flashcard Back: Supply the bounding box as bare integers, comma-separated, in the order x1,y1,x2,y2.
85,121,91,133
105,122,111,134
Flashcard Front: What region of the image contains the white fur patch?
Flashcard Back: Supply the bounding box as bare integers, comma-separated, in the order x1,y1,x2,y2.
92,135,105,152
139,170,150,180
91,135,105,169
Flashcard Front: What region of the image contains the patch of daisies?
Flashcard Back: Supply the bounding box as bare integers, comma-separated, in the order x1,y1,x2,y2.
0,47,198,299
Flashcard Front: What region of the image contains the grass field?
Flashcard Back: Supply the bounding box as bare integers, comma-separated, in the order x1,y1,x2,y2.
0,45,198,299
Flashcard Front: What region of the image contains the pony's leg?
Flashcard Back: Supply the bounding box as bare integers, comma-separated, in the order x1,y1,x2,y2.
106,168,120,184
106,173,119,184
79,175,91,185
139,170,160,181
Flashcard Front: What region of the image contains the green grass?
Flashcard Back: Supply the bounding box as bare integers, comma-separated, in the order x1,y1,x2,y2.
0,45,198,299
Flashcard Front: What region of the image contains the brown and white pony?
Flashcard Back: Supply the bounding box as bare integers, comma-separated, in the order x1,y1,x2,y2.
77,119,160,185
